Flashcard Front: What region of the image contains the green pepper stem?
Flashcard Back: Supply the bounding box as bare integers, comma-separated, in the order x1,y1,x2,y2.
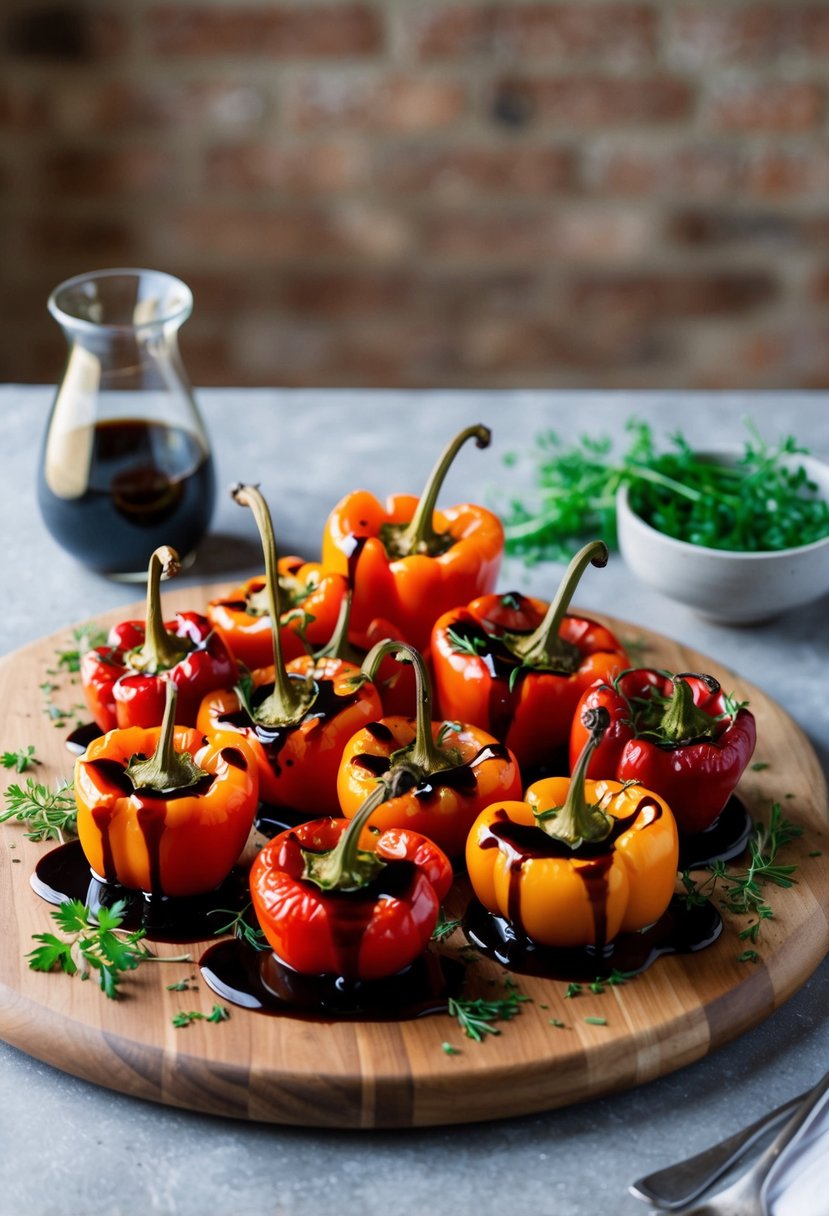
383,424,491,559
535,705,613,847
659,674,720,744
509,540,608,670
361,639,455,774
302,782,390,892
231,484,316,727
313,590,360,664
126,546,189,675
124,682,208,793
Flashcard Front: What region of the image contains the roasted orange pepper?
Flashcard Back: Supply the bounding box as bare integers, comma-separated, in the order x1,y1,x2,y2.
431,540,628,773
197,485,382,817
321,424,503,653
465,707,678,950
207,558,349,671
74,683,258,898
337,640,522,859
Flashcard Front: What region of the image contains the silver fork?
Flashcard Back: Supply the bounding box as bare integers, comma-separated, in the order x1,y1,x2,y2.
645,1067,829,1216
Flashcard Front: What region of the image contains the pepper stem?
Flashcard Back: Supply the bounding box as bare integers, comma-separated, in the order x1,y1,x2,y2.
302,782,391,892
124,682,208,793
534,706,613,847
508,540,609,672
659,675,720,744
232,484,316,727
126,546,190,675
381,424,491,559
361,640,457,774
313,589,360,664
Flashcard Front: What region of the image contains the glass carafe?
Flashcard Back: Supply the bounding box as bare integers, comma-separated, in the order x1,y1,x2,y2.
38,268,216,580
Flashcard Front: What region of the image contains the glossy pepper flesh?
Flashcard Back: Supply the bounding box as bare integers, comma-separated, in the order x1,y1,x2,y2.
207,558,349,671
321,423,504,653
74,682,258,897
197,485,382,816
569,668,757,836
81,546,238,732
466,707,679,950
431,540,628,773
337,639,522,859
250,781,453,980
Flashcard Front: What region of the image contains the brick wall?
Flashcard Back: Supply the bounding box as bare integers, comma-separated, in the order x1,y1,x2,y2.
3,1,829,389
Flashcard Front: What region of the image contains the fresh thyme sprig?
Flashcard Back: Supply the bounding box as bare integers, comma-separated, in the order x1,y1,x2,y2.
27,899,190,999
1,779,77,841
447,982,530,1042
210,902,269,952
680,803,802,955
431,907,462,942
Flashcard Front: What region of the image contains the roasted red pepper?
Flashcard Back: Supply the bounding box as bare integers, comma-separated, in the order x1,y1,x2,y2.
75,683,258,897
207,559,349,671
250,782,453,980
81,546,238,732
466,707,679,950
569,668,757,836
197,486,382,817
321,423,503,652
337,639,522,859
431,541,628,773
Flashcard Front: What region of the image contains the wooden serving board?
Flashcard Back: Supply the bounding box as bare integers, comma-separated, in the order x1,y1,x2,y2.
0,587,827,1129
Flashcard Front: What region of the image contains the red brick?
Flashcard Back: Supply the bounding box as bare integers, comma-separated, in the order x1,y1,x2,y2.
162,205,414,263
23,215,136,264
811,267,829,304
5,5,128,60
147,4,382,57
371,143,575,196
288,73,466,132
0,82,49,131
583,143,741,198
420,207,650,262
490,75,694,128
568,271,778,318
742,147,829,197
48,80,270,134
670,6,802,65
40,146,174,195
205,142,368,193
695,325,829,389
669,209,801,248
709,81,824,133
409,4,656,61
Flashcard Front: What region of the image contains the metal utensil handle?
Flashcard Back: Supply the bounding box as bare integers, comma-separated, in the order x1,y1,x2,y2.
629,1094,803,1209
756,1067,829,1205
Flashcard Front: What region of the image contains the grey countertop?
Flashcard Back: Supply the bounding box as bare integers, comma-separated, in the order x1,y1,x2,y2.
1,386,827,1216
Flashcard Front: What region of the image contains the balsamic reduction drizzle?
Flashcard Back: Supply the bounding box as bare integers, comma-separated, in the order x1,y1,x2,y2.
30,840,249,944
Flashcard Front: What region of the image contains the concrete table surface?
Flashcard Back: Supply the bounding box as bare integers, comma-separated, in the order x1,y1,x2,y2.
0,386,827,1216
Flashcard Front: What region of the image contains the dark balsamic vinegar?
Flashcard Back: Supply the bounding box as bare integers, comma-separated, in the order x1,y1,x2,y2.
199,939,465,1021
38,418,215,575
30,840,249,944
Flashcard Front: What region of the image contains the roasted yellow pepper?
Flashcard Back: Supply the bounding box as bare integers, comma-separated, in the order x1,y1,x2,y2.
465,707,679,950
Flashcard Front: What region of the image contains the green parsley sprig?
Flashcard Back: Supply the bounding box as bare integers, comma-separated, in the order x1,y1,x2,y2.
1,747,40,774
27,899,190,999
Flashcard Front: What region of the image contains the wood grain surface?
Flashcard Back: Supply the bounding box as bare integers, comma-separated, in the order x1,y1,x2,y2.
0,586,827,1129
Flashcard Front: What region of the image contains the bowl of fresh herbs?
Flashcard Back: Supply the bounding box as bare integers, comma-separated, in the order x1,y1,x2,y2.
617,446,829,622
503,420,829,624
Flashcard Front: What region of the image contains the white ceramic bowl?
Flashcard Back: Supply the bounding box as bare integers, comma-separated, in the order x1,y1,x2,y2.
616,450,829,624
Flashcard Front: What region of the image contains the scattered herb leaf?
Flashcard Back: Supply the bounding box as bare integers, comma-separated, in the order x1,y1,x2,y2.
1,779,77,842
1,746,40,773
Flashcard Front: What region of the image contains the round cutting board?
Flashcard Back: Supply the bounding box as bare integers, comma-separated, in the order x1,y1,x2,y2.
0,587,827,1129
